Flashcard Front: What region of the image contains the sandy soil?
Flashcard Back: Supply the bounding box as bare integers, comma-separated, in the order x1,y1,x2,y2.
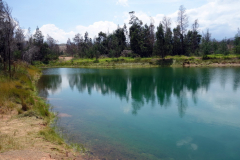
0,110,93,160
59,57,73,61
182,63,240,67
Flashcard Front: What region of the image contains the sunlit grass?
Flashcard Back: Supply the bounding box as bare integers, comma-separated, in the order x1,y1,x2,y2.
0,133,22,152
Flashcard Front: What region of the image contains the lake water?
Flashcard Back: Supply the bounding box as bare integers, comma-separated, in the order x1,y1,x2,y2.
37,67,240,160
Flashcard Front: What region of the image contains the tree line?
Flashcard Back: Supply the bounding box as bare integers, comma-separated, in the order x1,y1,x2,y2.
1,0,240,74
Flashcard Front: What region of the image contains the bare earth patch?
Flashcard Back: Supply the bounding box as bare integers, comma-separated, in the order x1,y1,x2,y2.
0,112,94,160
59,57,73,61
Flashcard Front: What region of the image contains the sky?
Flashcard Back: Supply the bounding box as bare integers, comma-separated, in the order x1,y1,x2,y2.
7,0,240,43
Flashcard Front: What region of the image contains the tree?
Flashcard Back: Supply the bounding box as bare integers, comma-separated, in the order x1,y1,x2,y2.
72,33,83,57
46,35,59,59
96,31,107,55
123,23,129,48
129,12,143,56
155,23,165,59
191,19,201,54
14,26,25,59
149,17,155,51
66,38,75,57
219,38,229,55
162,16,171,34
114,27,126,52
0,1,17,73
33,26,44,46
161,16,172,56
201,29,212,57
164,28,173,56
234,28,240,54
141,24,153,57
177,5,188,55
172,26,181,55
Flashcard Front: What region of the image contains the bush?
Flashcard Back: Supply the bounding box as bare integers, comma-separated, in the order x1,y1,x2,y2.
93,59,99,63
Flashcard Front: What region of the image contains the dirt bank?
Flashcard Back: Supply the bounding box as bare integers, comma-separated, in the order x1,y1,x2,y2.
0,108,88,160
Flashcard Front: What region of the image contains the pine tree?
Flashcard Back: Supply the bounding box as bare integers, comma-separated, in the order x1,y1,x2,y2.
33,26,44,46
155,23,165,59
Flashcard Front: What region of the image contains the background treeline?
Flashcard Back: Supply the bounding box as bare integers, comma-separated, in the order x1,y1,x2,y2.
1,0,240,73
65,5,240,60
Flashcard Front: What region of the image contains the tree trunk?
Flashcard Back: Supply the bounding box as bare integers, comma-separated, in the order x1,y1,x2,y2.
8,30,11,77
180,34,184,55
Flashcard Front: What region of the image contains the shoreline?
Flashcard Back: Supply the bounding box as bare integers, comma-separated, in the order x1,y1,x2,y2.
35,56,240,69
38,62,240,69
0,64,96,160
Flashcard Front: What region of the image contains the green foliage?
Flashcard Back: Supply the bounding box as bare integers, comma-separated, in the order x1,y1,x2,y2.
234,30,240,54
201,29,212,57
33,26,44,46
218,39,229,55
39,127,64,145
14,50,22,60
154,23,165,59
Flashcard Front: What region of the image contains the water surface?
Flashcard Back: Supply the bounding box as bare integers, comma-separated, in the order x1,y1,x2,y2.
37,67,240,160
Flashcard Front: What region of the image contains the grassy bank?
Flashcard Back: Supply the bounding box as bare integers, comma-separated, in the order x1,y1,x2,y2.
34,54,240,68
0,62,87,159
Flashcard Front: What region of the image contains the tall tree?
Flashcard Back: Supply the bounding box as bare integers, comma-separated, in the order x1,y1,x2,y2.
0,1,17,73
201,29,212,57
155,23,165,59
14,26,26,59
149,17,155,53
164,28,173,56
33,26,44,46
66,38,75,57
191,19,201,54
161,16,172,56
46,34,59,58
129,12,145,57
177,5,188,55
234,28,240,54
172,26,181,55
162,16,171,34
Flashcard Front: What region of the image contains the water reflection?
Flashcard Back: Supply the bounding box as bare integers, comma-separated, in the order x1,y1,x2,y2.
38,75,62,98
38,67,240,117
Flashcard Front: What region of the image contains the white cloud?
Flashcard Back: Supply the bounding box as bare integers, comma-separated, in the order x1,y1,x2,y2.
76,21,118,40
38,21,118,43
117,0,129,7
185,0,240,39
40,24,75,43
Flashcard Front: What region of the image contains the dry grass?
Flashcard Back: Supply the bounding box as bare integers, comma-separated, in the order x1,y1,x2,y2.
0,133,22,152
0,61,40,115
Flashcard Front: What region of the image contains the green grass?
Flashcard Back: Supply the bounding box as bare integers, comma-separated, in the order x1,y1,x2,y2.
33,54,240,68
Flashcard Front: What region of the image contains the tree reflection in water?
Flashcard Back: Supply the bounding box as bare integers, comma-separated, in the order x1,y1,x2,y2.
37,67,240,117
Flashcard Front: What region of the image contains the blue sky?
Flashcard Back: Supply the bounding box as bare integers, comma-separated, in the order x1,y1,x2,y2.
7,0,240,43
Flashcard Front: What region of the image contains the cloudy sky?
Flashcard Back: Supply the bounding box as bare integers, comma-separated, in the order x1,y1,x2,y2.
7,0,240,43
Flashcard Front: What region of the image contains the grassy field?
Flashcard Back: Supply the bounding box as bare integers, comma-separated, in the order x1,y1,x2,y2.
34,54,240,68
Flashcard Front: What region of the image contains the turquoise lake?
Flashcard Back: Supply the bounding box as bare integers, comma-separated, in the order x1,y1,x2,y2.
37,67,240,160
